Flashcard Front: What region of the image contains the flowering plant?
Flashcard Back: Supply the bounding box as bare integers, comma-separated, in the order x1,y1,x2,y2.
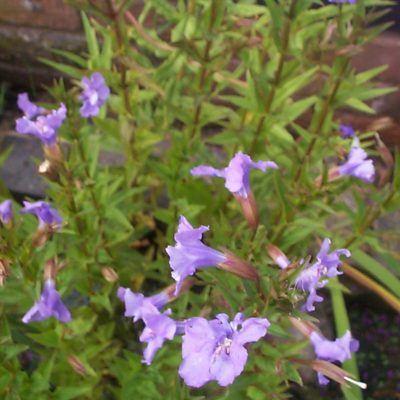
0,1,399,399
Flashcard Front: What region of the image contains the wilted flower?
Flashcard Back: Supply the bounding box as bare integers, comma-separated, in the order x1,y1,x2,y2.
166,216,227,294
179,313,269,387
22,279,71,323
0,200,13,225
16,93,66,146
21,201,63,230
339,146,375,183
310,330,359,385
340,124,355,138
79,72,110,118
296,239,350,312
140,310,177,365
117,287,169,322
192,152,278,229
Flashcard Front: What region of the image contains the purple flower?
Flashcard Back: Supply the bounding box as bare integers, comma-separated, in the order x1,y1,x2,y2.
21,201,63,229
179,313,269,387
79,72,110,118
329,0,356,3
22,279,71,323
16,93,66,146
191,152,278,199
340,124,355,138
339,147,375,183
166,216,227,295
310,330,359,385
0,200,13,225
316,238,351,278
117,287,169,322
296,239,350,312
140,310,177,365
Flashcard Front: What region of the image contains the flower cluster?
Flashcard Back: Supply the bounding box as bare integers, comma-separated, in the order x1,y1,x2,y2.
295,239,350,312
15,72,109,146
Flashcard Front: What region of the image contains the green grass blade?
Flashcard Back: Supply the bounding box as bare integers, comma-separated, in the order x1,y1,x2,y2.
351,249,400,297
330,279,363,400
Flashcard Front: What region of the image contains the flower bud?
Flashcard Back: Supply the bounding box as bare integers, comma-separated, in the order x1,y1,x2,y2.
311,360,366,389
43,143,64,165
267,244,290,269
288,317,318,337
38,159,60,182
101,267,119,283
218,250,259,282
68,355,87,376
0,259,10,286
235,191,259,230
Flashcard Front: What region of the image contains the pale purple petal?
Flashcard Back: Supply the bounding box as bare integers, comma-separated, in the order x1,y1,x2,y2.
340,124,355,138
235,317,270,345
179,349,214,387
139,310,176,365
17,93,44,119
192,152,278,199
79,72,110,118
0,200,13,224
22,279,71,323
339,147,375,183
21,201,62,229
166,216,226,295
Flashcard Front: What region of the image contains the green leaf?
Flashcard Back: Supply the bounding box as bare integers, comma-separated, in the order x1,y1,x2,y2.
351,249,400,297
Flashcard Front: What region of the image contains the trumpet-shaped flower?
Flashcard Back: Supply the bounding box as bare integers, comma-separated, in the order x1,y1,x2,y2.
140,309,177,365
329,0,356,3
0,200,13,225
16,93,66,146
310,330,359,385
22,279,71,323
191,152,278,199
79,72,110,118
21,201,63,229
117,287,169,322
296,239,350,312
179,313,269,387
166,216,227,294
339,147,375,183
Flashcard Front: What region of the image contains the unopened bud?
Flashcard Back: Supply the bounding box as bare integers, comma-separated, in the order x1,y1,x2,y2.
218,250,259,282
315,166,340,186
235,191,259,230
0,259,10,286
43,143,64,165
311,360,366,389
267,244,290,269
289,317,318,337
38,159,60,182
164,278,195,301
101,267,119,282
68,355,87,376
32,228,51,248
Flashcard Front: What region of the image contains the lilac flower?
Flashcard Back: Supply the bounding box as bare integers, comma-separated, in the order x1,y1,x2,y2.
316,238,351,278
339,146,375,183
21,201,63,229
22,279,71,323
166,216,227,295
179,313,269,387
140,310,177,365
296,239,350,312
340,124,355,138
191,152,278,199
117,287,169,322
79,72,110,118
0,200,13,225
310,330,359,385
16,93,66,146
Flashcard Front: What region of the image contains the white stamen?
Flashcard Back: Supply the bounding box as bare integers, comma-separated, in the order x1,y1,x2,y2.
344,376,367,389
